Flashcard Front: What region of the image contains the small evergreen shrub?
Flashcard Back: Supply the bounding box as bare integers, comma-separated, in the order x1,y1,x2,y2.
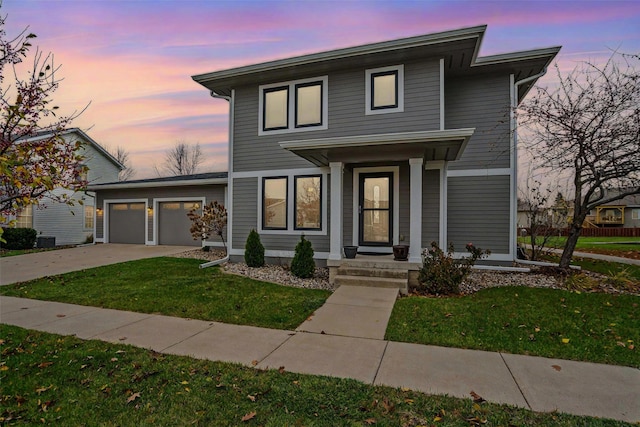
290,235,315,278
1,228,37,250
416,241,490,295
244,229,265,267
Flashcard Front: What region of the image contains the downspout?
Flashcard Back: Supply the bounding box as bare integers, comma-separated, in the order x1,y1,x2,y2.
511,67,548,259
200,90,231,268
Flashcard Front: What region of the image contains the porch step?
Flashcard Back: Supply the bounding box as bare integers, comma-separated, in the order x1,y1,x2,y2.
333,274,407,290
336,266,408,280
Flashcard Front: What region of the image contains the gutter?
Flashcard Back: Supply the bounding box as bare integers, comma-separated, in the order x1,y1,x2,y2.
199,254,229,269
210,91,231,102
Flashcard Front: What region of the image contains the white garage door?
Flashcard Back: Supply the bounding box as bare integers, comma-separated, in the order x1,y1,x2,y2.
109,203,146,244
158,201,201,246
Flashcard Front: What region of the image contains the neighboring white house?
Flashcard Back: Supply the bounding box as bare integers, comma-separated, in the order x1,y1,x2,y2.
14,128,124,246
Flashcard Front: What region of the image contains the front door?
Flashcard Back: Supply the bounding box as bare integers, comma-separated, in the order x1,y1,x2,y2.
359,172,393,246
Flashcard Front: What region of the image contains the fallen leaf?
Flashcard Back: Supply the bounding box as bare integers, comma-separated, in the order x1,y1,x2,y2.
534,327,541,332
127,392,140,404
247,394,256,402
118,337,127,341
181,380,189,385
629,345,635,350
241,411,256,422
278,366,286,374
0,365,9,371
470,391,485,403
551,365,562,371
35,385,52,394
38,362,54,369
364,418,376,425
56,314,66,318
110,358,118,362
400,387,410,392
115,350,126,354
251,360,258,366
445,313,453,318
561,338,570,344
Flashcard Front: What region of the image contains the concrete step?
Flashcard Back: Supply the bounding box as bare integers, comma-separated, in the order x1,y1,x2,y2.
336,266,408,279
334,275,408,292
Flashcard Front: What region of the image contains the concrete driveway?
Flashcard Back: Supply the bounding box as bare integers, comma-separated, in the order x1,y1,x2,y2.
0,244,194,286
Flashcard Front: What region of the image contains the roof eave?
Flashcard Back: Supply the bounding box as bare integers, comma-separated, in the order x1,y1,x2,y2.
88,177,228,191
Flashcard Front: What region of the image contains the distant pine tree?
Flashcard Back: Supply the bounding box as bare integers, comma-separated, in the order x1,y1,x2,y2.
290,235,315,278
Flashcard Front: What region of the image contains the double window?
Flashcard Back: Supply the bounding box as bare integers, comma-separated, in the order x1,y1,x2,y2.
259,76,328,135
262,175,323,232
365,65,404,115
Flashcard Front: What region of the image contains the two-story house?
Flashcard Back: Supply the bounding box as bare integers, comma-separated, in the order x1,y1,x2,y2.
192,25,559,275
12,128,124,246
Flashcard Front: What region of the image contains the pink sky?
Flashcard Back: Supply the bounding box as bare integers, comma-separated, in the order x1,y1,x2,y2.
3,0,639,179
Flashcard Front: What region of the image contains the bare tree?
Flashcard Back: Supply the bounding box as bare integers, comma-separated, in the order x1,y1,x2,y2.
108,145,135,181
518,178,563,261
519,52,640,268
0,8,86,226
155,141,203,176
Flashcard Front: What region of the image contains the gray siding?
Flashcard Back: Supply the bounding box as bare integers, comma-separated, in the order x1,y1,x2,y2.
32,188,91,246
81,143,121,184
95,185,226,243
445,74,511,170
231,178,259,249
447,175,510,254
422,169,440,246
233,59,441,172
231,177,330,254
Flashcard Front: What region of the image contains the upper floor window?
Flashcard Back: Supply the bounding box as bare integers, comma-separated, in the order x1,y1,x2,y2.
259,76,328,135
365,65,404,115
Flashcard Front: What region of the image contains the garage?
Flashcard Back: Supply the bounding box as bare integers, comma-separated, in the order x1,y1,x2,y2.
158,201,202,246
108,202,146,244
90,172,227,247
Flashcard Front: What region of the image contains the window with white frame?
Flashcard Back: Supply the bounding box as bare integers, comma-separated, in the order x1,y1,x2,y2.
632,208,640,220
365,65,404,115
260,173,326,234
259,76,328,135
84,205,94,229
294,175,321,230
16,205,33,228
263,177,288,230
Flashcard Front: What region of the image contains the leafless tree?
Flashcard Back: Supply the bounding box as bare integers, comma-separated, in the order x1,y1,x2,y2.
155,141,203,176
106,145,135,181
518,52,640,268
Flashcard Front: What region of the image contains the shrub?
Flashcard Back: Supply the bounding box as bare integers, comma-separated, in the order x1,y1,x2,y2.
1,227,37,250
244,229,265,267
291,235,315,278
416,241,490,295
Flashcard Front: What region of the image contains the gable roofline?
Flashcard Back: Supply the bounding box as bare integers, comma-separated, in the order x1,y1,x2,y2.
193,25,487,86
192,25,560,97
20,128,125,171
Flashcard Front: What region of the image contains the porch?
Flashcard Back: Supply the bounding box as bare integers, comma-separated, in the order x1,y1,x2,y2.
327,254,422,295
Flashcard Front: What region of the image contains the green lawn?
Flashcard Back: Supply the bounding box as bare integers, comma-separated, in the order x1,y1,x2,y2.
0,325,632,427
0,257,330,331
518,236,640,253
386,287,639,367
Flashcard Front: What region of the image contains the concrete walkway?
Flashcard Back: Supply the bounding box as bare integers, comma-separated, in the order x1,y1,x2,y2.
550,247,640,266
0,244,195,285
1,291,638,423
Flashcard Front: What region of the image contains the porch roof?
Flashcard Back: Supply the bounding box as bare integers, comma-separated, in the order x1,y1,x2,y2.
279,128,475,166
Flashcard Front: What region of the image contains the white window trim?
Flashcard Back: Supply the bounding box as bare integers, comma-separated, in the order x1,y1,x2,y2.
365,64,404,115
83,204,94,231
352,166,400,253
257,170,328,236
258,76,328,136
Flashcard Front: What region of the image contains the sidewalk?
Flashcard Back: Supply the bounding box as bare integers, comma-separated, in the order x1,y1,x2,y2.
1,290,638,423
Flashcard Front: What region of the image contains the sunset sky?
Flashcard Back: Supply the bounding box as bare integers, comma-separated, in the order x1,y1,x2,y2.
3,0,639,179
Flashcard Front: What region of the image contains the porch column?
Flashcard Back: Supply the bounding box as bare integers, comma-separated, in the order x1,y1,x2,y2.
409,158,423,263
329,162,344,260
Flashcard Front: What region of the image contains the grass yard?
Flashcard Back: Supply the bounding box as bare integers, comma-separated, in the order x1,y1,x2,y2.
386,287,639,368
0,325,632,426
518,236,639,258
0,257,329,331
